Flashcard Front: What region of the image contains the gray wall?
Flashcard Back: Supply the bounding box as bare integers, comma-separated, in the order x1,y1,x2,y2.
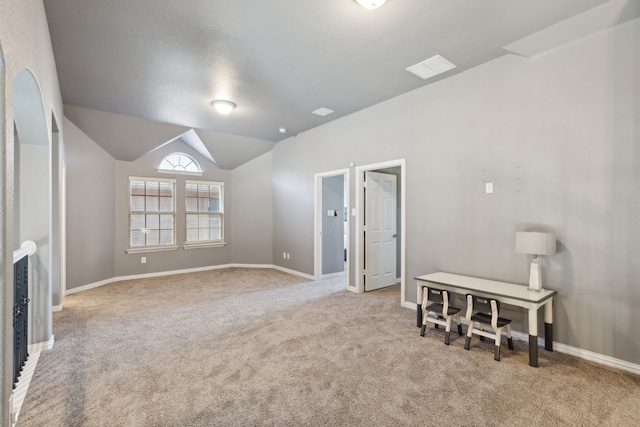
64,118,116,290
321,175,344,275
230,151,274,265
19,144,51,345
114,141,233,277
271,19,640,364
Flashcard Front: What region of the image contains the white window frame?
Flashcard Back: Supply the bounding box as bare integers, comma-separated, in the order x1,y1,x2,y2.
127,176,178,254
184,180,226,249
157,152,203,176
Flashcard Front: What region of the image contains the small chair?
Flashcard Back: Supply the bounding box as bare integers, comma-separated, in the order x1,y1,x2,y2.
464,294,514,361
420,287,463,345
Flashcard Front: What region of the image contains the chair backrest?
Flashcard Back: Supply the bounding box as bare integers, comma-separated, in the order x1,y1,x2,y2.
427,287,446,304
467,294,500,315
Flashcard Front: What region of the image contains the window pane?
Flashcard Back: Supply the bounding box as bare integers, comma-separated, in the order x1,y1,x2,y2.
209,197,220,212
159,182,173,197
186,213,198,228
145,214,159,230
131,230,146,247
146,181,159,196
131,214,145,230
146,196,159,212
160,214,174,229
186,228,199,242
146,229,160,246
159,195,173,211
160,229,174,245
210,214,221,228
131,194,144,211
198,197,209,211
186,197,198,211
186,184,198,198
210,227,221,241
130,181,145,196
198,228,209,241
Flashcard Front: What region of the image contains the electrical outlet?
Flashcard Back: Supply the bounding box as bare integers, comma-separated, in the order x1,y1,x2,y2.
141,256,146,264
485,182,493,194
286,253,290,259
283,252,287,259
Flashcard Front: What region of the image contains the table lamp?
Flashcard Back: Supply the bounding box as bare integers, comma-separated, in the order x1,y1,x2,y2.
515,231,556,291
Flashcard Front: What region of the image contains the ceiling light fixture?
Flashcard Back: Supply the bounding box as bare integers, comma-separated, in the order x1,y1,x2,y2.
279,128,287,134
211,100,236,115
354,0,387,9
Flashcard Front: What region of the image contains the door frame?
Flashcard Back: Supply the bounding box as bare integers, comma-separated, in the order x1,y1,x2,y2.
314,168,350,286
355,159,406,305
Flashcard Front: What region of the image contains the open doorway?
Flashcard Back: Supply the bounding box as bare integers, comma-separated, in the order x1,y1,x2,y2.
355,159,406,305
314,169,350,285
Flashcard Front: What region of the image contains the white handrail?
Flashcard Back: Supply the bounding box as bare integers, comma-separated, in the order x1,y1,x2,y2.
13,240,37,264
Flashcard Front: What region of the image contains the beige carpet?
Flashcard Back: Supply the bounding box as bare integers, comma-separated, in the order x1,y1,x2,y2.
18,268,640,426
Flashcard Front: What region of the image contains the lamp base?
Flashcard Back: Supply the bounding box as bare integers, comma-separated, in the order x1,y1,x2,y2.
527,261,543,292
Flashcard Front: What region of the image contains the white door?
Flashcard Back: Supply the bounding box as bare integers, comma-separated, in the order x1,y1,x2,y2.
364,171,397,291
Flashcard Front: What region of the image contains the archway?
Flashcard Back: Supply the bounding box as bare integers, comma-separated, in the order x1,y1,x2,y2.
13,68,53,351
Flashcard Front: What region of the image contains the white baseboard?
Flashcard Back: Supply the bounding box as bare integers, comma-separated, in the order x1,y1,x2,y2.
52,304,63,312
402,301,640,376
28,334,54,353
269,265,316,280
66,263,316,296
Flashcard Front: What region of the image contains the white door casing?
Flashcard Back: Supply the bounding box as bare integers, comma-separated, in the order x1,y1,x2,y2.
364,171,397,291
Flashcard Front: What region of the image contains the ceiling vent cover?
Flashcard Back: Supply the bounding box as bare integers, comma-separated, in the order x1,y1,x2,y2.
406,55,456,80
312,107,335,117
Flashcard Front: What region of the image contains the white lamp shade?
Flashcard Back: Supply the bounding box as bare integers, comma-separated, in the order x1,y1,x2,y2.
515,232,556,256
354,0,387,9
211,100,236,115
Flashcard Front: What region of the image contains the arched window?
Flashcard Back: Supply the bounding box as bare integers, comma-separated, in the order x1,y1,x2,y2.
158,153,202,174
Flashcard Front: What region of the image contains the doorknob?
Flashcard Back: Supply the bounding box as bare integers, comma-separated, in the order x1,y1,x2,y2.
392,234,397,238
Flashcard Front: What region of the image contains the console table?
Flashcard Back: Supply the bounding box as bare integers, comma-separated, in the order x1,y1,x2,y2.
415,272,557,367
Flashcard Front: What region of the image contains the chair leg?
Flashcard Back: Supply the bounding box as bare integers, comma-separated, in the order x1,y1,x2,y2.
494,345,501,361
506,324,514,350
444,317,452,345
494,327,502,361
420,324,426,337
464,320,474,350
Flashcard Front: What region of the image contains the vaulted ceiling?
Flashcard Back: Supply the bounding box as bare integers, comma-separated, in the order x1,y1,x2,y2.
44,0,626,169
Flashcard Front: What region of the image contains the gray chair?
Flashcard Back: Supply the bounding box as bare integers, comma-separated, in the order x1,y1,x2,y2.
464,294,514,361
420,287,463,345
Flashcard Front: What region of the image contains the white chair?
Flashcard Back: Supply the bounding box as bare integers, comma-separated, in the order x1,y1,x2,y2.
464,294,514,361
420,287,463,345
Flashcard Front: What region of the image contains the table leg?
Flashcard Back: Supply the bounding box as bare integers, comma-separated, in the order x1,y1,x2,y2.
544,299,554,351
416,284,424,327
528,308,539,367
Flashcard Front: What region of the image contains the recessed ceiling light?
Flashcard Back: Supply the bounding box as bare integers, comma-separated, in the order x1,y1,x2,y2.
312,107,335,117
354,0,387,9
211,100,236,115
406,55,456,80
279,128,287,134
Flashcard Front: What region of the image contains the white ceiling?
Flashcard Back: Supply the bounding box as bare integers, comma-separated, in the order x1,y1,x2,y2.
43,0,626,168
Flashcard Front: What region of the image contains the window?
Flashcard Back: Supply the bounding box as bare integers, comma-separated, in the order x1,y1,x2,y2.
158,152,202,175
185,180,224,246
128,177,177,252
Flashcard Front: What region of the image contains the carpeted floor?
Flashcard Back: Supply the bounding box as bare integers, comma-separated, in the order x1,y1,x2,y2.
17,268,640,426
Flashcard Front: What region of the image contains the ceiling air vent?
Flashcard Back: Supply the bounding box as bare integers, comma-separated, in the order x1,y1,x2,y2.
312,107,335,117
406,55,456,80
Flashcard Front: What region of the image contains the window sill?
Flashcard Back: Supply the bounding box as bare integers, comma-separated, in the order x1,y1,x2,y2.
183,242,227,250
126,245,179,254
